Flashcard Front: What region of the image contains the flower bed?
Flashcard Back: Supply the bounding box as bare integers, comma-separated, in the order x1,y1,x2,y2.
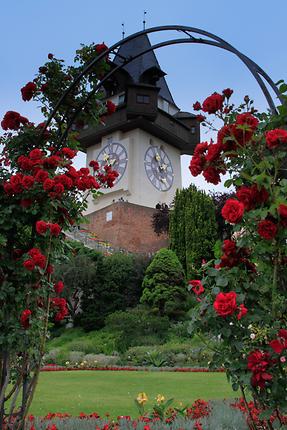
41,364,225,372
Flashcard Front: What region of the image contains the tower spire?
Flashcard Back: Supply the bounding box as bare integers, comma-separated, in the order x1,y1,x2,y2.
143,10,147,30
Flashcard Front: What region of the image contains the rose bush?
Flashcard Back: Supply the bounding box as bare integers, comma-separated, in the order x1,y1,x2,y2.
0,43,118,429
188,86,287,429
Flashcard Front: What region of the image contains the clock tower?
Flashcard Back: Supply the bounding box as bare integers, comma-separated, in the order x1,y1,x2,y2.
79,34,199,254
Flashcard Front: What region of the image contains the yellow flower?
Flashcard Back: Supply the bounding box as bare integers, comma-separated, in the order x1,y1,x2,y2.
136,392,148,405
156,394,165,404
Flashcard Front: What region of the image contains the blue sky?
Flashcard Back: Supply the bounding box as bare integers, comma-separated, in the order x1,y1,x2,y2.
1,0,286,191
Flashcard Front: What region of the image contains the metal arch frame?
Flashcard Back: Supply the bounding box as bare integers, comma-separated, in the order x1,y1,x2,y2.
43,25,282,140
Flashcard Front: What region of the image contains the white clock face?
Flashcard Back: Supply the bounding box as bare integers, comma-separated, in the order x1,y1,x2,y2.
144,146,174,191
97,142,128,185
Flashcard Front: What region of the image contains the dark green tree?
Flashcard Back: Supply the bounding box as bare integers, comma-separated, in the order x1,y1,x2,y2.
141,248,187,319
169,185,218,278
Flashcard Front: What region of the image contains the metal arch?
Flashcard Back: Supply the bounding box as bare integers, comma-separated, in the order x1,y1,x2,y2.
42,25,282,138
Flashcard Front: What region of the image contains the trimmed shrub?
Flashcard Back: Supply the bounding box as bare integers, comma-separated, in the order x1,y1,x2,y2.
141,249,187,319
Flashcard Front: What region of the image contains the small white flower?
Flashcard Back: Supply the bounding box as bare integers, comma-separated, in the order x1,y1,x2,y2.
229,322,234,326
250,333,256,340
248,324,253,330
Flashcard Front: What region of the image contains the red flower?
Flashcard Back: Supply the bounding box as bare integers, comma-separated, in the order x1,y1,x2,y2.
21,81,37,101
43,178,55,191
247,350,273,388
36,220,49,235
235,112,259,130
193,101,202,111
49,223,61,237
1,111,29,130
221,199,244,224
278,203,287,218
46,264,54,274
23,259,35,271
196,114,206,123
213,291,237,317
222,88,233,99
22,175,35,190
35,169,49,183
89,160,99,171
189,280,204,295
265,128,287,149
237,304,248,320
106,100,116,115
205,142,222,163
20,309,32,329
95,43,108,54
28,248,47,269
20,199,33,208
54,281,64,294
29,149,44,160
269,329,287,354
202,93,224,114
257,220,277,240
236,186,255,211
48,53,54,59
202,166,222,185
222,239,237,257
61,147,77,159
43,155,61,169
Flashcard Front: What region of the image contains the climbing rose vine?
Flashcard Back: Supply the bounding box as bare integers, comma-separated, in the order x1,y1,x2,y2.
0,43,118,429
188,86,287,429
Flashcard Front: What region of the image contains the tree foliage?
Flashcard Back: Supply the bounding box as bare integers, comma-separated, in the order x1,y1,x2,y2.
169,185,218,278
141,248,187,319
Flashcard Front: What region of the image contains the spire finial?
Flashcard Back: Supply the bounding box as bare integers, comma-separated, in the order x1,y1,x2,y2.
121,22,125,39
143,10,147,30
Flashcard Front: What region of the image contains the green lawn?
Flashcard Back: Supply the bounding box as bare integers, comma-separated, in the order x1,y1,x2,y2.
30,370,234,417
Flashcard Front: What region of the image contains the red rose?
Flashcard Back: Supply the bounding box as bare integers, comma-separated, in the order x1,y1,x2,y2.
61,147,77,159
189,280,204,295
202,166,222,185
29,149,44,160
35,169,49,183
247,350,273,388
43,155,61,168
23,259,35,271
20,199,33,208
46,264,54,274
205,142,222,163
221,199,244,224
213,291,237,317
36,220,49,235
193,101,201,111
252,184,269,205
20,309,32,329
49,223,61,237
48,53,54,59
21,82,37,101
95,43,108,54
235,113,259,130
217,125,237,152
257,220,277,240
237,304,248,320
1,111,29,130
278,203,287,219
222,240,237,256
222,88,233,99
265,128,287,149
236,186,255,211
269,329,287,354
196,114,206,123
22,175,35,190
106,100,116,115
43,178,55,191
202,93,224,114
54,281,64,294
189,156,205,177
89,160,99,171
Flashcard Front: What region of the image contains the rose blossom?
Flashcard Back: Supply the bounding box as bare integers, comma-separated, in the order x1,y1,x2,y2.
257,220,277,240
213,291,237,317
265,128,287,149
221,199,245,224
21,82,37,101
20,309,32,329
189,280,204,296
36,220,49,235
202,93,224,114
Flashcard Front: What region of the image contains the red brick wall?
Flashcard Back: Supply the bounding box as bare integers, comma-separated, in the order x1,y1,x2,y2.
86,202,168,254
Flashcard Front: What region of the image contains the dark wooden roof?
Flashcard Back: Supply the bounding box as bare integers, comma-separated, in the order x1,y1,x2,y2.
113,34,175,105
